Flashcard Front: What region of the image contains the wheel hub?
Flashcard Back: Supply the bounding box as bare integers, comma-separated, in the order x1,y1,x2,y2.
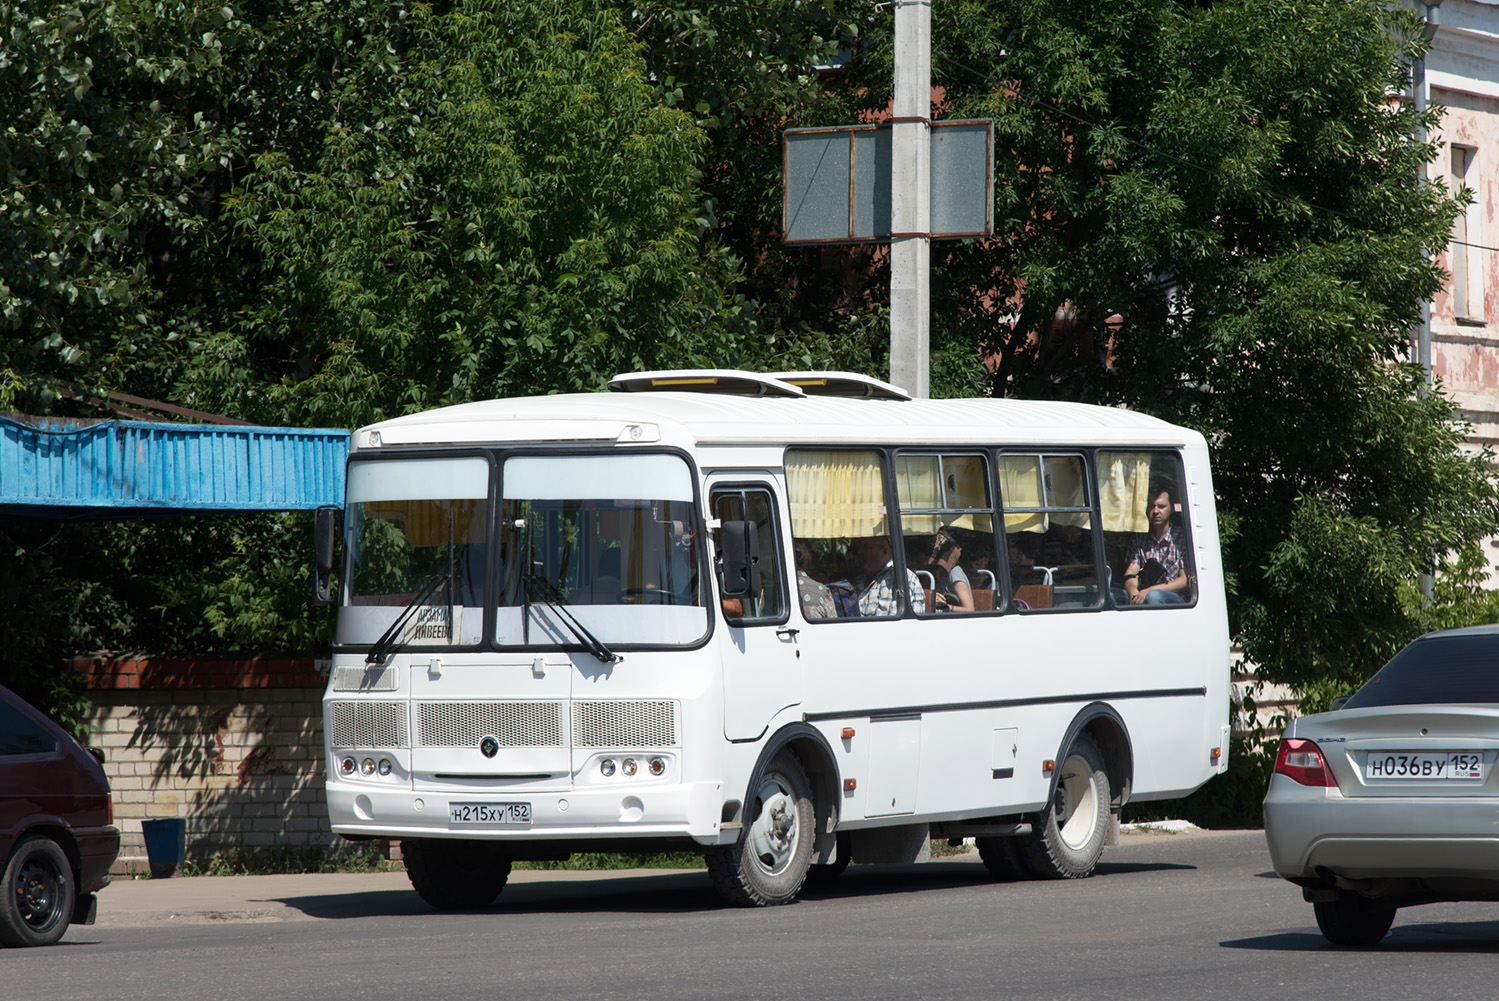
747,777,799,875
15,859,59,927
1054,754,1099,851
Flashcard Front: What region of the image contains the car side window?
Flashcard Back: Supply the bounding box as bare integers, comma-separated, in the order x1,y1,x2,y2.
0,699,59,756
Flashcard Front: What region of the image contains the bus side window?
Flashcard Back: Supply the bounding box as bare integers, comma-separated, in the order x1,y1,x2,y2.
998,454,1102,611
711,487,788,623
894,452,999,616
1098,451,1195,608
786,450,908,619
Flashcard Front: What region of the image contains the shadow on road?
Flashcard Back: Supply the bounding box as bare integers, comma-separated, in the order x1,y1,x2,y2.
269,855,1196,919
1223,919,1499,953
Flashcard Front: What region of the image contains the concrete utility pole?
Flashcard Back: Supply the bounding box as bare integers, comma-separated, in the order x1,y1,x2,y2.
889,0,932,399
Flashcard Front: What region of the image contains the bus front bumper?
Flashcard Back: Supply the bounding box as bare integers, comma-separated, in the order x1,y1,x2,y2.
327,778,727,845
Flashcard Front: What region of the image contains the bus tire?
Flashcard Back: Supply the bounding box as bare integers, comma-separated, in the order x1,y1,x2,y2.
706,749,815,906
1017,734,1110,879
975,835,1027,881
402,838,511,910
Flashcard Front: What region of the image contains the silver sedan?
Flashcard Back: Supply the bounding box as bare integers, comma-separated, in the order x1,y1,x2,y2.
1262,625,1499,946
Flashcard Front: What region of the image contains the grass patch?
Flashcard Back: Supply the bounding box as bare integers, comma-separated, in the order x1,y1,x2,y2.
514,851,705,871
180,842,396,877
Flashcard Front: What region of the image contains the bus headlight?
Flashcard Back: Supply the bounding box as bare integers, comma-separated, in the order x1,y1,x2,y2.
341,757,356,776
649,757,666,776
600,758,616,777
361,757,376,775
622,758,638,776
378,758,393,776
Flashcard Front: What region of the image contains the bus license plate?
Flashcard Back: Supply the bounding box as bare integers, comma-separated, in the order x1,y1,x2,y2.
1361,752,1485,781
449,802,532,825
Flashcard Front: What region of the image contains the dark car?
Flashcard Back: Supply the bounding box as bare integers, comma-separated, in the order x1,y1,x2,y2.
0,683,120,947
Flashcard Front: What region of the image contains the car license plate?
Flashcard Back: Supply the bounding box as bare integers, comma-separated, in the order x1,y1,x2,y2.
449,801,531,825
1361,752,1486,781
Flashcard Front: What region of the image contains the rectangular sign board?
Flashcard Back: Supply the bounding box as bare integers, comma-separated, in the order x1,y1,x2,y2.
782,120,994,244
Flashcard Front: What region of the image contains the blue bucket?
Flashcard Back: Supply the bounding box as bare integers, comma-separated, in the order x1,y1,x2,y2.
140,818,187,879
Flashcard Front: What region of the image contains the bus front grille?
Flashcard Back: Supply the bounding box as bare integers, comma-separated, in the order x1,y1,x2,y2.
329,701,409,748
416,701,565,747
572,700,677,748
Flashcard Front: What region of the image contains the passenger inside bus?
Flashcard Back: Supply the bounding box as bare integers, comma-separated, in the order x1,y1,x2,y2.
850,535,925,616
922,527,974,613
794,540,836,619
1117,482,1192,605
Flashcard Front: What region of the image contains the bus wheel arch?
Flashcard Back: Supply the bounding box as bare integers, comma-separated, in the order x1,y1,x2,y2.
707,724,838,906
1018,703,1133,880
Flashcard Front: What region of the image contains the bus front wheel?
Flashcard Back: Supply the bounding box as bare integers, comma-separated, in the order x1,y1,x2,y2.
1017,734,1110,879
402,838,512,910
706,749,815,906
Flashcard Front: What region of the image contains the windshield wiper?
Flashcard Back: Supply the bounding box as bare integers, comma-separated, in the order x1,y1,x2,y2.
366,571,451,664
525,575,620,664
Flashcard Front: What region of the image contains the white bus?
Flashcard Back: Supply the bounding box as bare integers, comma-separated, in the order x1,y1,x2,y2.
315,370,1231,908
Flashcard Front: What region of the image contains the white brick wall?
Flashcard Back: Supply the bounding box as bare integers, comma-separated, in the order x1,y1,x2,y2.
88,689,340,872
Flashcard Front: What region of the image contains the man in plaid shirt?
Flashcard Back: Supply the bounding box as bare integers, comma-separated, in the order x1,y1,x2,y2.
1122,484,1191,606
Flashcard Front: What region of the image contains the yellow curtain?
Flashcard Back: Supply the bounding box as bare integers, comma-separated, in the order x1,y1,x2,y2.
787,450,888,537
895,454,995,533
998,455,1045,533
1097,452,1153,532
946,456,992,532
362,499,484,548
1045,455,1090,529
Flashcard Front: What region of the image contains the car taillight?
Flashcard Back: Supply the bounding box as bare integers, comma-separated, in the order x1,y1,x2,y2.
1273,737,1339,788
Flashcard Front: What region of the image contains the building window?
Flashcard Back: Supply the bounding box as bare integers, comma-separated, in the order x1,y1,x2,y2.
1451,144,1482,321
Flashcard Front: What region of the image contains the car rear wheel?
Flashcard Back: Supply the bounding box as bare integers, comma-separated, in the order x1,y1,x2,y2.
401,838,512,910
0,835,75,948
1313,890,1396,946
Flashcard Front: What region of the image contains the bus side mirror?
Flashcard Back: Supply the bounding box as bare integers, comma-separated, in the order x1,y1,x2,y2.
313,506,337,605
719,520,761,599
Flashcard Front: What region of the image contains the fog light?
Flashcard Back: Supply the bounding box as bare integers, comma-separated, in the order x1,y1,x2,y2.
600,758,616,777
341,757,356,776
378,758,393,776
622,757,638,776
361,757,376,775
648,757,666,776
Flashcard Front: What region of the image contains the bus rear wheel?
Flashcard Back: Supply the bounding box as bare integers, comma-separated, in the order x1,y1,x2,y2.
975,834,1027,881
402,838,512,910
1017,734,1110,879
706,749,815,906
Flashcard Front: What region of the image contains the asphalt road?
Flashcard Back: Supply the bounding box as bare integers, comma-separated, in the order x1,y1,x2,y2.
9,828,1499,1001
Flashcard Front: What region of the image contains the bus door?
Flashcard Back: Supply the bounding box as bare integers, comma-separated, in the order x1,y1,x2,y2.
708,479,802,741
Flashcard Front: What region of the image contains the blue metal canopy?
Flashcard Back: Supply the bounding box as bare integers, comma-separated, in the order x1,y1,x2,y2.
1,416,349,519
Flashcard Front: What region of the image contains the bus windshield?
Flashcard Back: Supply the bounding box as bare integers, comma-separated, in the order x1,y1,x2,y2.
338,456,490,648
495,453,708,649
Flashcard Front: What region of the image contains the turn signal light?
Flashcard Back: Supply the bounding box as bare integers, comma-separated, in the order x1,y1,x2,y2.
1273,737,1339,788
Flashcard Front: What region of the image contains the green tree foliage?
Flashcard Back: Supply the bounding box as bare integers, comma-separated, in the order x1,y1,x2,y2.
184,0,748,427
0,1,237,411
